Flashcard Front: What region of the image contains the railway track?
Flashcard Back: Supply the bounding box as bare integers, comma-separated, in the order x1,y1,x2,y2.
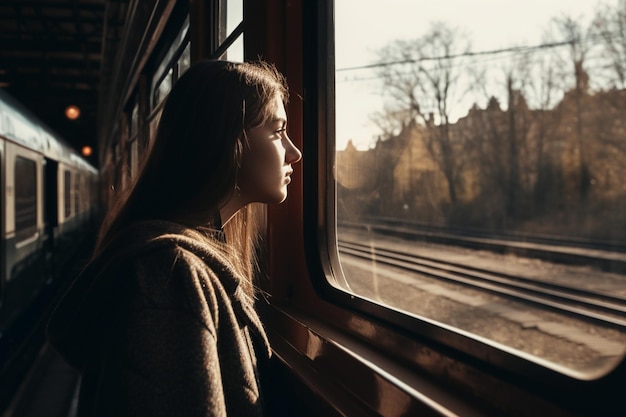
339,221,626,274
338,239,626,330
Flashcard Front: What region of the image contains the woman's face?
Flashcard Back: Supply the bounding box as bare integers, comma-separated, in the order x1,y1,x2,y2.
237,94,302,204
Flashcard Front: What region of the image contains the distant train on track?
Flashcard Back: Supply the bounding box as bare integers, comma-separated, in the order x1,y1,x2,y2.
0,89,98,337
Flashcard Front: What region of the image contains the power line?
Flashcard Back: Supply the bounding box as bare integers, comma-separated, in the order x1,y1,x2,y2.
336,32,623,73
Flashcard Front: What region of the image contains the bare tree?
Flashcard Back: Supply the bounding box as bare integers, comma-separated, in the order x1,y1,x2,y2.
593,0,626,88
547,14,593,201
463,48,536,219
369,105,412,139
591,0,626,176
375,22,471,207
523,52,564,211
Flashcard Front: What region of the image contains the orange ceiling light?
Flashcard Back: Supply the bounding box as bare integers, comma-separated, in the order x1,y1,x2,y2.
65,105,81,120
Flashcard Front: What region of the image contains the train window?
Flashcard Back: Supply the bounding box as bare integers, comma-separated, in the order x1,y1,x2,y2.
211,0,243,62
130,100,139,138
153,68,173,109
129,140,139,178
150,17,190,110
64,170,72,219
221,0,242,43
127,96,141,179
333,0,626,374
149,112,161,144
14,156,37,241
222,34,243,62
148,17,190,146
178,42,191,76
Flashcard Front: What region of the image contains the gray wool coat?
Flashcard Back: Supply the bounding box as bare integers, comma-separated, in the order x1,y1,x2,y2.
47,221,272,417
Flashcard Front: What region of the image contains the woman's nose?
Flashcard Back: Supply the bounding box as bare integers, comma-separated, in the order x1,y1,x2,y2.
285,136,302,164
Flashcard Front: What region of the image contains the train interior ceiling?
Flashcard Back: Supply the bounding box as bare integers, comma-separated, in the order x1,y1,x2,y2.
1,1,626,416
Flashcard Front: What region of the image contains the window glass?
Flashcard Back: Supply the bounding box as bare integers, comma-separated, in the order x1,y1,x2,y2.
151,17,190,110
178,42,191,76
334,0,626,374
129,140,139,178
153,68,173,108
15,156,37,241
221,0,243,43
223,34,244,62
149,110,162,145
131,100,139,137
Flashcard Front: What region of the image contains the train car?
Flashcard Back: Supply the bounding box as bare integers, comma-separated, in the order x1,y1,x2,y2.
96,1,626,416
0,88,98,338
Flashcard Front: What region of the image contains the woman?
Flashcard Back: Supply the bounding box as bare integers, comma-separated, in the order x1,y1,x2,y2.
47,60,302,416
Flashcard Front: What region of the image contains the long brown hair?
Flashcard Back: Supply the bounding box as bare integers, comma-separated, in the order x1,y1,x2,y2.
95,60,288,290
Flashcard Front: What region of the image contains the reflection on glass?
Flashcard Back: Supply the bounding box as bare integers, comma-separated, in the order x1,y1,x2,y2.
131,102,139,137
153,68,173,108
151,19,189,110
178,43,191,76
149,110,162,145
129,140,139,179
335,0,626,373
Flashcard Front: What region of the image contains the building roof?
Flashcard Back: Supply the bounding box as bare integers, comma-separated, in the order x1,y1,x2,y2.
0,0,124,164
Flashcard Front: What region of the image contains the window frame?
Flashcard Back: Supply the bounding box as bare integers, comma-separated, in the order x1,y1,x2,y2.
256,0,626,415
146,14,191,147
150,15,190,110
322,0,626,377
198,0,244,61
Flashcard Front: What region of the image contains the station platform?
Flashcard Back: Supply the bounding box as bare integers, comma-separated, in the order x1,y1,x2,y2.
1,236,94,417
2,344,79,417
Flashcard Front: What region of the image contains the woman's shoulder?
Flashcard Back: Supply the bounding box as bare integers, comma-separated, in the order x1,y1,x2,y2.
121,231,229,328
135,224,232,277
122,221,239,299
125,226,223,281
104,220,226,268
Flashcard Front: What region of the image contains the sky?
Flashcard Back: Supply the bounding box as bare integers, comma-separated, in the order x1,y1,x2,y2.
335,0,612,150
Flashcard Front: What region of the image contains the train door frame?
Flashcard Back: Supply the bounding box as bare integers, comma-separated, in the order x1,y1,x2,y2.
4,142,44,263
57,163,72,236
0,139,4,308
43,158,59,281
1,141,46,328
